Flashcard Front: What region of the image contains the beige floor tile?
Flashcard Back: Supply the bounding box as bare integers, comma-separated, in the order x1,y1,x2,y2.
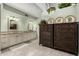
0,39,74,56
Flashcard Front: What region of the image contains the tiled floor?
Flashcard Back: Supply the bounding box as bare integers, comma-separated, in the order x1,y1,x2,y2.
0,39,74,56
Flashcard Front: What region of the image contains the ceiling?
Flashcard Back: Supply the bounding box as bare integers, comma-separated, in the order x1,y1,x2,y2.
5,3,57,18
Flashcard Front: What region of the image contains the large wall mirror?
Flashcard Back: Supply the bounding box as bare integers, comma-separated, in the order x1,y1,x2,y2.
8,16,18,31
10,20,17,30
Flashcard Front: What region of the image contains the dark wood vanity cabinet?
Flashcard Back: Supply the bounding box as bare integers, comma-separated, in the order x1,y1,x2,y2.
39,24,54,48
54,23,78,55
39,22,79,55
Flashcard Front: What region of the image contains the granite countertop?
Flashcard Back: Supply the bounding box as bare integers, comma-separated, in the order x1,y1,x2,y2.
0,31,36,35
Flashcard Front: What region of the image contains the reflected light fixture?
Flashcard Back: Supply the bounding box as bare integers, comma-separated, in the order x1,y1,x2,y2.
46,3,56,14
9,16,13,20
13,18,16,20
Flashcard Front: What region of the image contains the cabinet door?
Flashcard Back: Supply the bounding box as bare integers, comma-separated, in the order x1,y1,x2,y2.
1,34,9,49
39,24,54,48
54,23,78,55
15,34,22,44
8,34,16,46
42,32,54,48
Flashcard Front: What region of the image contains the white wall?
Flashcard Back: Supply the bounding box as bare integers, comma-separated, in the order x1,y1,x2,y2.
41,6,77,22
6,3,42,18
76,4,79,22
50,6,76,19
0,5,1,31
0,5,1,52
1,9,28,32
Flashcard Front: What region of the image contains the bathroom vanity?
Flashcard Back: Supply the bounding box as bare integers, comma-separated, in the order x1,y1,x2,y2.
39,22,79,55
0,31,37,49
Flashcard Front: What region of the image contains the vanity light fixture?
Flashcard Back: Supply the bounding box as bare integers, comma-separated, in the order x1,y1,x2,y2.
9,16,13,20
16,19,19,21
13,18,16,21
8,16,19,21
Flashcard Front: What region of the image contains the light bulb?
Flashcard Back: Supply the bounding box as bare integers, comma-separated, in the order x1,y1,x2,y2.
9,16,13,20
13,18,16,20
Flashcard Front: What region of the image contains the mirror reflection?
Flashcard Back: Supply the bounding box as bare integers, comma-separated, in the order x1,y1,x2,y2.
8,16,17,30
